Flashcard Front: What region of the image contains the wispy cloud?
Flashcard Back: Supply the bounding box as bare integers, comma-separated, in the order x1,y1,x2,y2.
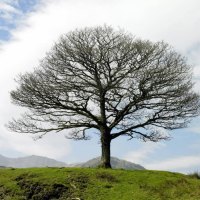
124,142,200,173
0,126,71,161
0,2,19,13
1,0,20,6
146,156,200,172
0,0,40,42
124,142,166,164
0,2,21,21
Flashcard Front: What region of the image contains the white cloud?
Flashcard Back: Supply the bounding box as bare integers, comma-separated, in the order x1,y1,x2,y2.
0,126,71,162
125,143,200,173
146,156,200,172
0,2,21,21
124,142,166,164
4,0,200,51
2,0,19,5
0,2,19,13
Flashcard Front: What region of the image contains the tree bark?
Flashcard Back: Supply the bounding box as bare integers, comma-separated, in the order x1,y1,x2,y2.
100,128,112,168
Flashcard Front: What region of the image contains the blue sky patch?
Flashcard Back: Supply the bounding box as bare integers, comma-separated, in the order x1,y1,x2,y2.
0,0,39,42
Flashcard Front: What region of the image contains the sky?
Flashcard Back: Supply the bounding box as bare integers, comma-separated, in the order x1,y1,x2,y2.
0,0,200,174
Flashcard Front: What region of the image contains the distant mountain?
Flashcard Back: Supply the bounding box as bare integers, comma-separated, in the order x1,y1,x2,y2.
73,157,145,170
0,155,66,168
0,155,145,170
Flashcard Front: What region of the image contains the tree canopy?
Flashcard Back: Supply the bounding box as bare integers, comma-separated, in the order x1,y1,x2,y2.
8,26,200,168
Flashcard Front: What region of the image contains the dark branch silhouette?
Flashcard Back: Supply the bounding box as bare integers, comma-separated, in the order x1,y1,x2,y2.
7,26,200,168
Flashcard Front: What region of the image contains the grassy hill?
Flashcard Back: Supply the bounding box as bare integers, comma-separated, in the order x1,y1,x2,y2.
0,168,200,200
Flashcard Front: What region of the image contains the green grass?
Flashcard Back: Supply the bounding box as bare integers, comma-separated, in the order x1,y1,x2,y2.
0,168,200,199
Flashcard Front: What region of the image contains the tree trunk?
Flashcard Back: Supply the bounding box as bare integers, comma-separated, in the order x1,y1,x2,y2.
100,129,111,168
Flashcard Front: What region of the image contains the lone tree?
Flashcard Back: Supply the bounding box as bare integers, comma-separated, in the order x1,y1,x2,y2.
8,26,200,168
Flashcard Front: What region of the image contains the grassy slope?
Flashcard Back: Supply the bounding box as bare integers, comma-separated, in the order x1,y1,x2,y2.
0,168,200,200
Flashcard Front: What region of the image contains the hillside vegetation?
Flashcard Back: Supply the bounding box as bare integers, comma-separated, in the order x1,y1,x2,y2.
0,168,200,200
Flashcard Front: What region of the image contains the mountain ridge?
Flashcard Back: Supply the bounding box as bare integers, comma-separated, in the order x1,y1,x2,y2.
0,154,145,170
0,154,66,168
73,156,145,170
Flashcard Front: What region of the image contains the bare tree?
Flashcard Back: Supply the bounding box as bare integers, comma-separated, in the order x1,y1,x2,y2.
7,26,200,168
